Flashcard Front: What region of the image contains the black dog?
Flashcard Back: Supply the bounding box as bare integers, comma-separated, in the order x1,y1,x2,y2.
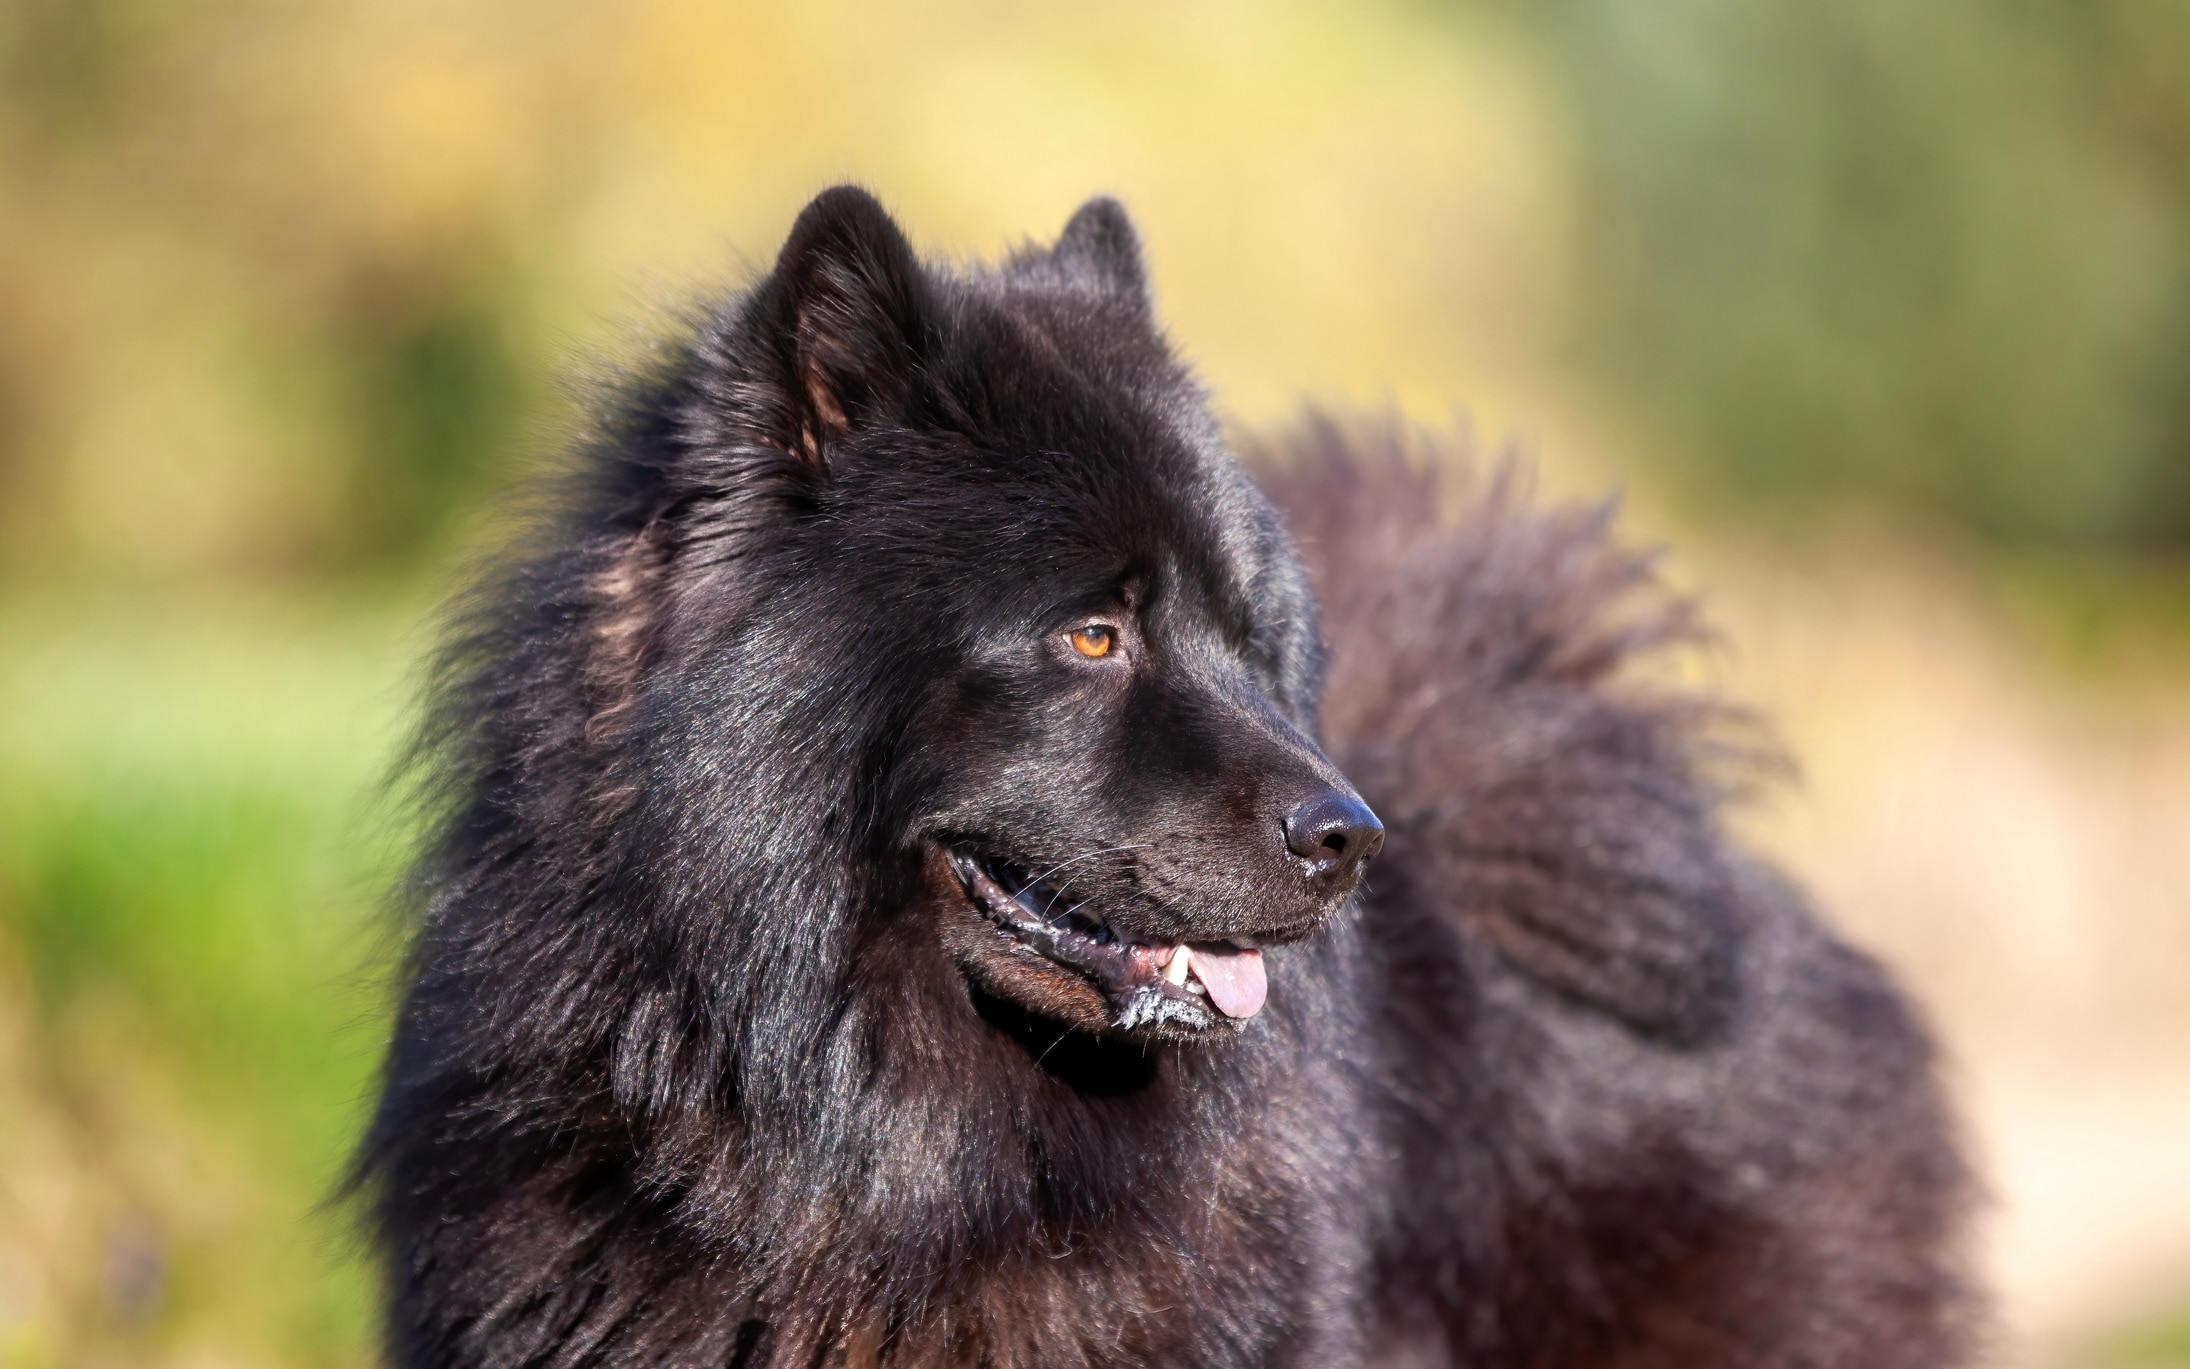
362,187,1981,1366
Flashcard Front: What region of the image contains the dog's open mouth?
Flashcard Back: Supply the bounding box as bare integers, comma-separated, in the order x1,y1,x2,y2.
946,849,1266,1032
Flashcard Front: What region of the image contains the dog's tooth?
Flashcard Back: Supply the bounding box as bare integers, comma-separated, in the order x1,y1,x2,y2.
1164,945,1191,985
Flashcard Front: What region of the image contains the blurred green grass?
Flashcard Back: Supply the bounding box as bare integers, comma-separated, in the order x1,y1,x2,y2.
1511,0,2190,549
0,593,417,1365
2101,1307,2190,1368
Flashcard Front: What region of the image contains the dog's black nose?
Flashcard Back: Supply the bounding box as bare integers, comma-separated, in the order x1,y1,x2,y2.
1283,791,1384,881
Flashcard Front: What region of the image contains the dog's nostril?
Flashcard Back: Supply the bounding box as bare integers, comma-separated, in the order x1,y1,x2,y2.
1283,791,1385,881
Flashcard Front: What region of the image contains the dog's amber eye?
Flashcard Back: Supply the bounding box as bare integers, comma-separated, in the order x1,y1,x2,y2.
1069,625,1116,659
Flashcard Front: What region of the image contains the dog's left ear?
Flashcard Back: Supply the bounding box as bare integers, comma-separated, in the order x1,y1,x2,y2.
1052,197,1150,315
756,185,932,470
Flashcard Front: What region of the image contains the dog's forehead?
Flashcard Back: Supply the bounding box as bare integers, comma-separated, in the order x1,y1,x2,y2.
972,290,1268,530
820,266,1295,628
978,412,1276,612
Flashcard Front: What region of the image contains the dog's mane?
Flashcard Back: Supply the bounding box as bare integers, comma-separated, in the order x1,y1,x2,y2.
365,280,1317,1360
377,391,1805,1368
374,400,1770,1358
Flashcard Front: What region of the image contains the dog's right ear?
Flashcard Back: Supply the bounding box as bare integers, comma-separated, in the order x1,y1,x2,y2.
1052,197,1150,316
752,185,931,471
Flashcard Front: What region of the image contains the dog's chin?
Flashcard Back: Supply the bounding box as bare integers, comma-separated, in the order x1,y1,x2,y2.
925,844,1271,1045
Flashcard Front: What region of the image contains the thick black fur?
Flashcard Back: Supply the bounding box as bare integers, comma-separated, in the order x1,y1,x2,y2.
362,188,1981,1367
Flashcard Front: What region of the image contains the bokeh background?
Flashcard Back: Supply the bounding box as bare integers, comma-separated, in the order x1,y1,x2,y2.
3,1,2188,1364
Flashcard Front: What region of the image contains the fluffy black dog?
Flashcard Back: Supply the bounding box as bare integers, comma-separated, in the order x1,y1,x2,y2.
362,187,1980,1367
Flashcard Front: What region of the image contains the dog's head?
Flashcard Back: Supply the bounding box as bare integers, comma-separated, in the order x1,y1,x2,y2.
595,188,1378,1047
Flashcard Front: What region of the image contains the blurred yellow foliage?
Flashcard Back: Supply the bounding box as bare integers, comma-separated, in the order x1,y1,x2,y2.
0,0,1573,580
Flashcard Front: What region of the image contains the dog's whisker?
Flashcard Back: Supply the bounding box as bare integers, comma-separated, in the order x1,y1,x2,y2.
1026,844,1150,890
1026,844,1152,918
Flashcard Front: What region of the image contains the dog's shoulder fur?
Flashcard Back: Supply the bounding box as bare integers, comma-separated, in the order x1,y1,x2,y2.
1254,419,1982,1363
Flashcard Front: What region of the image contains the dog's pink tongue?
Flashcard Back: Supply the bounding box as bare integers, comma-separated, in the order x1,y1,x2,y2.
1191,945,1266,1019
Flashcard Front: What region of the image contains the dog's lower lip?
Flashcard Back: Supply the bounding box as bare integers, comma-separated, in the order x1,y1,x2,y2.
945,848,1265,1025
